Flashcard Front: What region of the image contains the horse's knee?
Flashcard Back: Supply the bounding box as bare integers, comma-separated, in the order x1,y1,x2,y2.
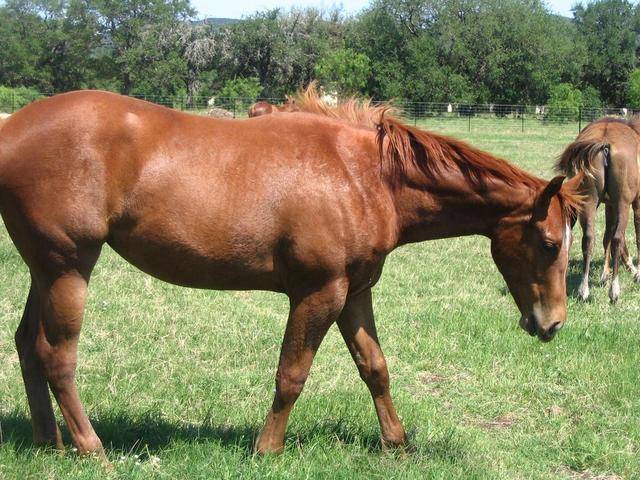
275,370,307,404
358,354,390,394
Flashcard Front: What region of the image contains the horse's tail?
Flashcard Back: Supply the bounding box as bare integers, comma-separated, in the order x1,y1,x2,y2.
555,138,610,179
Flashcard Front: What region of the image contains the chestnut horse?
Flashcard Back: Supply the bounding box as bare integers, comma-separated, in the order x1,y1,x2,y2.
0,89,580,459
248,96,299,117
557,118,640,302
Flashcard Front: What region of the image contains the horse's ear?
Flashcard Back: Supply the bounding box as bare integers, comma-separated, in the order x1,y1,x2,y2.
533,175,565,220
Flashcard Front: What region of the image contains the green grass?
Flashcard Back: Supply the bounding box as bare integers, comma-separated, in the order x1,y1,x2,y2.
1,118,638,479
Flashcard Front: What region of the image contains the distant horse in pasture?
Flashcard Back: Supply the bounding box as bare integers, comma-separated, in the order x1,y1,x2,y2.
248,96,299,117
557,117,640,302
0,86,581,460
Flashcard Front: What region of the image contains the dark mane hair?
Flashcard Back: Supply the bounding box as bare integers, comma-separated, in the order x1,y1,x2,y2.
293,83,583,217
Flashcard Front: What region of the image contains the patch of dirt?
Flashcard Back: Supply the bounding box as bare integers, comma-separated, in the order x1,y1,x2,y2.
466,413,518,429
545,405,566,417
417,372,446,384
557,467,622,480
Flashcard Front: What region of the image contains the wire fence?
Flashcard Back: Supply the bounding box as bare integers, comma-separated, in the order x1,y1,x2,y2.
0,91,637,134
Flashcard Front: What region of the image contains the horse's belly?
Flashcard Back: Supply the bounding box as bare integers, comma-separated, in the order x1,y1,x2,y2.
106,227,281,291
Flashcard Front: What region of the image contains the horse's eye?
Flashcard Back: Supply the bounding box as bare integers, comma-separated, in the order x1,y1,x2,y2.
542,241,559,254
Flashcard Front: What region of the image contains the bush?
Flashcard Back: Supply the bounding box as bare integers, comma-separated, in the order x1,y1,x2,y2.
628,68,640,109
216,77,262,112
546,83,583,122
0,86,43,112
315,48,371,97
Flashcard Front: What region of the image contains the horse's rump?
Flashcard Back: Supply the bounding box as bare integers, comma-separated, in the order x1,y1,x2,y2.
555,139,609,178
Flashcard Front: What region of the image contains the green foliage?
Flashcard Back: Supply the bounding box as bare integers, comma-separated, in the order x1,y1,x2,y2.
0,85,43,112
628,68,640,109
574,0,639,106
315,48,371,96
580,85,602,108
0,0,638,107
218,77,262,100
546,83,583,121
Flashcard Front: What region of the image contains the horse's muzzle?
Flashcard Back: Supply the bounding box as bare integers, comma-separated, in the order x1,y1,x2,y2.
520,314,563,342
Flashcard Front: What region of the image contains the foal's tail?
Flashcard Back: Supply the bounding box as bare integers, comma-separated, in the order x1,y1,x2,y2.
555,139,610,178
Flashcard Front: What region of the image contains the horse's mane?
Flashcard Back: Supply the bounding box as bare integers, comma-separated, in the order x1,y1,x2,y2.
293,83,583,217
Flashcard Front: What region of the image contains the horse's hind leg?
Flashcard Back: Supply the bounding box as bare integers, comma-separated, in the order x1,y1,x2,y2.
600,204,614,285
621,239,637,276
633,198,640,282
29,246,104,457
15,282,63,448
609,202,630,303
577,197,597,300
337,288,406,448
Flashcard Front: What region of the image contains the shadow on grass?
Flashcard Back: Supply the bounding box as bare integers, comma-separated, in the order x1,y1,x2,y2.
567,257,605,298
0,411,420,458
0,410,256,457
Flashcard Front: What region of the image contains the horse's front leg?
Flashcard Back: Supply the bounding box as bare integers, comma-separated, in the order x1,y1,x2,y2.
337,288,406,448
255,278,349,454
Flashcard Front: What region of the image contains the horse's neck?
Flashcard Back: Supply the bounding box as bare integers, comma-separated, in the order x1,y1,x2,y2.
392,174,536,245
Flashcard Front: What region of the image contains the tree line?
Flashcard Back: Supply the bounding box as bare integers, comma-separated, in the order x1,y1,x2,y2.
1,0,640,108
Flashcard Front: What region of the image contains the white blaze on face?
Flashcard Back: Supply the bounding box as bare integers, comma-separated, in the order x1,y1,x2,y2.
563,220,571,253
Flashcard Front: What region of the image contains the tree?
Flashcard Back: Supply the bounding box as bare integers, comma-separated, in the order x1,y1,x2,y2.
0,0,100,91
215,8,344,97
547,83,583,121
315,48,371,96
628,68,640,108
92,0,194,94
573,0,638,106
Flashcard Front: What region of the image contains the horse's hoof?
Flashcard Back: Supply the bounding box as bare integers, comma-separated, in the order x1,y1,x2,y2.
577,284,590,301
634,271,640,283
609,278,620,303
599,274,609,286
254,436,284,455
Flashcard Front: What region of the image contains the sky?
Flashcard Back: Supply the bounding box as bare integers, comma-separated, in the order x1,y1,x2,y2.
192,0,578,20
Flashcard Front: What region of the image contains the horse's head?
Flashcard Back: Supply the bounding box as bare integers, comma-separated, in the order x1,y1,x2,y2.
490,175,577,342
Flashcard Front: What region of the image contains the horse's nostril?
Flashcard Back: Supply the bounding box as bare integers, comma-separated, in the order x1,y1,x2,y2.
548,321,563,334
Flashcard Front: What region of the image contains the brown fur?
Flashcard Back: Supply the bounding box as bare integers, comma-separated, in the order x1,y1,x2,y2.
0,89,580,459
557,117,640,302
248,97,300,117
296,84,582,217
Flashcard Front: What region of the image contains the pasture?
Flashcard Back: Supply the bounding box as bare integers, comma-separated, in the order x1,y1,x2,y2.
0,117,638,479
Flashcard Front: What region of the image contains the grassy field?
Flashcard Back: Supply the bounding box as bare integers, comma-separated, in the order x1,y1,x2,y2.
1,118,639,479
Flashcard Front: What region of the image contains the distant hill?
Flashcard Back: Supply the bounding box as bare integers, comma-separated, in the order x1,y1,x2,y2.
191,18,239,27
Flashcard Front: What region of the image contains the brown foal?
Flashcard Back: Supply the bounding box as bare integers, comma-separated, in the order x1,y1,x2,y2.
248,97,299,117
557,118,640,302
0,89,580,458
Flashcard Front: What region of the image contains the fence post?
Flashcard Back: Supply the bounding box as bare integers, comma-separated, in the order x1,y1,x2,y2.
233,99,237,118
521,110,524,133
12,90,16,113
578,106,582,133
468,110,471,132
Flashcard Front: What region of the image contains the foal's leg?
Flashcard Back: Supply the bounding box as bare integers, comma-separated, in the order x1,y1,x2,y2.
600,204,614,285
577,198,597,301
609,203,630,303
255,278,348,454
31,248,104,457
633,198,640,282
621,239,637,275
14,282,63,448
337,288,406,448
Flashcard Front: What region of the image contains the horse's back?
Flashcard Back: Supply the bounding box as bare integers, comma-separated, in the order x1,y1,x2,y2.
0,91,396,291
